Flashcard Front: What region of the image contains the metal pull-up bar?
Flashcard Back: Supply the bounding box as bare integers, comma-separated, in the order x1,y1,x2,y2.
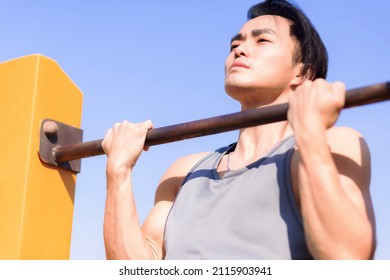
39,81,390,173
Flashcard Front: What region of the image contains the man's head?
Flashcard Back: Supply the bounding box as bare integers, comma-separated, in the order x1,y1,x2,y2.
224,0,328,105
248,0,328,80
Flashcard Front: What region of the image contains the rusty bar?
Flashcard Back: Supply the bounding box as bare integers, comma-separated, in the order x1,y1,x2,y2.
54,81,390,163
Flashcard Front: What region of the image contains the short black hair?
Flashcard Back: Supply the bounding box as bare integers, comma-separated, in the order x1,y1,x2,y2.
248,0,328,80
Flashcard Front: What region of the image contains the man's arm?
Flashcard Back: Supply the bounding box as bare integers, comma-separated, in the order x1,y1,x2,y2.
141,152,209,259
288,79,376,259
102,120,207,259
102,120,157,259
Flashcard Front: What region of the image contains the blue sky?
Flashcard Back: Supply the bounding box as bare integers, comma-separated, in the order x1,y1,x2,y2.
1,1,389,260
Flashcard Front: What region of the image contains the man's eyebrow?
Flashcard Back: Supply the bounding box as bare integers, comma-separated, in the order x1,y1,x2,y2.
230,28,276,44
251,28,276,37
230,33,243,44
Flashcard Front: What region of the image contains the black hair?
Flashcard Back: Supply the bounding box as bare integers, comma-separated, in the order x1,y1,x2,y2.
248,0,328,80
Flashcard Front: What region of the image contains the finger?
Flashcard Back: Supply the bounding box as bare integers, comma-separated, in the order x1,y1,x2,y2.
102,127,114,155
142,119,154,130
113,122,122,128
332,81,346,93
331,81,346,107
121,120,131,126
142,120,154,151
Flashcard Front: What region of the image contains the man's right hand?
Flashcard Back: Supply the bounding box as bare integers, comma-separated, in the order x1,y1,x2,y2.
102,120,154,172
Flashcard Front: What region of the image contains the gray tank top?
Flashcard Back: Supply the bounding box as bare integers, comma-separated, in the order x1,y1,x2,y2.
164,135,313,259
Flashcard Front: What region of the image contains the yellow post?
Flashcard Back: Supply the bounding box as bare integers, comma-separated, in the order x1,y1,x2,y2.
0,55,83,259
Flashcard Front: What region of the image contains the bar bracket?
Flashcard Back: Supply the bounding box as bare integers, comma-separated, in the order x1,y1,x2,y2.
39,119,83,173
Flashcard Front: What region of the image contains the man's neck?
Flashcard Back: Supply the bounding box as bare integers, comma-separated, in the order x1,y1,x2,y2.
234,121,293,162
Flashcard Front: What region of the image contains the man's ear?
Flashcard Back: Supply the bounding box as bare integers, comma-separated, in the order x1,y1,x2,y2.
291,63,313,86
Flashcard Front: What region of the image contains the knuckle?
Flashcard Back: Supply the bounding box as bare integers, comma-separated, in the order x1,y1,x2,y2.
334,81,346,91
145,120,154,128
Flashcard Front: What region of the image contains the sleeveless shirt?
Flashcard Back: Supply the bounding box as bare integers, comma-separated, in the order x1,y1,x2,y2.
164,135,313,259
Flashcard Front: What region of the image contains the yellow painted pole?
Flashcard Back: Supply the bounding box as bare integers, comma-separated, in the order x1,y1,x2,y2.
0,55,83,259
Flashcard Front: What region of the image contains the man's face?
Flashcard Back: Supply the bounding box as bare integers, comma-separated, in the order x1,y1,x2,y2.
224,15,301,103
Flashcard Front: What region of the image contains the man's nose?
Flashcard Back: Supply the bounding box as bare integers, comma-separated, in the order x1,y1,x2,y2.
234,42,248,59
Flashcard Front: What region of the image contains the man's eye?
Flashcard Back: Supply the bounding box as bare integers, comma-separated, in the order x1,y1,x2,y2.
230,44,239,52
257,38,269,43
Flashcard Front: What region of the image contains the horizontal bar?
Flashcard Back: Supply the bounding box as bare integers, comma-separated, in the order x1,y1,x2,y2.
54,81,390,163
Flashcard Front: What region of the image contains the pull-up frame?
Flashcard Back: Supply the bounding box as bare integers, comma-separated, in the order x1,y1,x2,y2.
1,55,388,260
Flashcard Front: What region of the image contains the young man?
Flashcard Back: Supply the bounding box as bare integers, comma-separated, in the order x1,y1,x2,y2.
102,0,376,259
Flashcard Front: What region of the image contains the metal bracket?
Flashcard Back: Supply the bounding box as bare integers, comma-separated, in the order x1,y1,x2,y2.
38,119,83,173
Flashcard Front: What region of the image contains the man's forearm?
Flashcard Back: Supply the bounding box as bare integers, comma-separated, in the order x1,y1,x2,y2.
104,171,156,260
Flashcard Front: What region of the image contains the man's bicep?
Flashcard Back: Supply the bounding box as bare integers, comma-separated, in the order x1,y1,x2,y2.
141,152,209,259
141,200,174,259
140,166,184,259
329,127,373,218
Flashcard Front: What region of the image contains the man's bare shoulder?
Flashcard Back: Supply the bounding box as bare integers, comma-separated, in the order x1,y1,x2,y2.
326,126,371,190
155,151,210,202
326,126,370,157
166,152,211,178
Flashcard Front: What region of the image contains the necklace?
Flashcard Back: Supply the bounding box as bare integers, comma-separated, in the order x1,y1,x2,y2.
226,152,233,171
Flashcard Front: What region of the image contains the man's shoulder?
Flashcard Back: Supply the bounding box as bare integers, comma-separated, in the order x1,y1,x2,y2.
323,126,371,173
291,126,370,173
174,152,211,169
326,126,368,154
327,125,363,139
161,152,211,181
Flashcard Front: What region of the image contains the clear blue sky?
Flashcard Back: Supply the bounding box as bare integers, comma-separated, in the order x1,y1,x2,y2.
1,1,389,260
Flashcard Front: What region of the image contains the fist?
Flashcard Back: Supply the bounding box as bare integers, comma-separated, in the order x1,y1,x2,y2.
288,79,346,132
102,120,154,170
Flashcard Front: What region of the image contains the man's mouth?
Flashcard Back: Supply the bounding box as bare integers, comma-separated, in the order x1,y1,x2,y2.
230,60,250,70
